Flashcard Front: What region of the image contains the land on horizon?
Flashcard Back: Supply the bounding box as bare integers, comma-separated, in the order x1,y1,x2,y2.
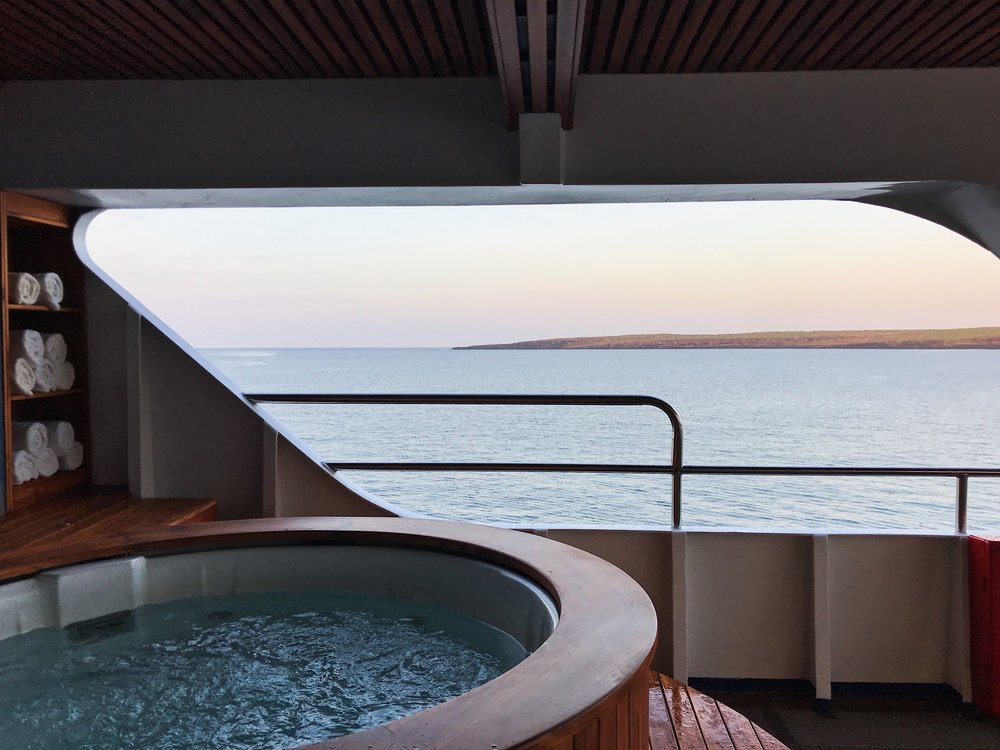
455,327,1000,350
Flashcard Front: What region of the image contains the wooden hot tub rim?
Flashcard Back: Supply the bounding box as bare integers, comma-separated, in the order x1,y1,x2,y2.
0,517,658,750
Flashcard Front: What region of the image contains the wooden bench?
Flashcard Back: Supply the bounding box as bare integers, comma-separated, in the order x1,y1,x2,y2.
0,485,216,581
649,672,789,750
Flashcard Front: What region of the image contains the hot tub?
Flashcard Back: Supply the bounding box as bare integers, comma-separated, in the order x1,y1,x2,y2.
0,517,657,749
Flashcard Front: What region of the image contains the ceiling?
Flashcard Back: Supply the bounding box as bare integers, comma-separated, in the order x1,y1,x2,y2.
581,0,1000,74
3,0,999,127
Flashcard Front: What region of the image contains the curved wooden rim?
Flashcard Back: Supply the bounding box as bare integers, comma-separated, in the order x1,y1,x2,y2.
8,517,658,750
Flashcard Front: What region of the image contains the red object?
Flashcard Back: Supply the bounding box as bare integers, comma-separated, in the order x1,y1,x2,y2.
970,535,1000,715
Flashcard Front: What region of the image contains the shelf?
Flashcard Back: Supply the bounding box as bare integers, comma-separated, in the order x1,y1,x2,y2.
7,304,80,313
10,468,89,511
6,194,73,229
11,388,84,402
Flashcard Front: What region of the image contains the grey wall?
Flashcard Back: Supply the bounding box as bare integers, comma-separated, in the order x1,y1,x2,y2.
0,79,518,188
133,319,263,519
85,271,129,485
3,70,999,191
541,528,674,674
566,69,1000,186
270,433,397,519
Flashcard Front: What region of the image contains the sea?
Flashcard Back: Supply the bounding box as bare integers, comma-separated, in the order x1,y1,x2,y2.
202,348,1000,534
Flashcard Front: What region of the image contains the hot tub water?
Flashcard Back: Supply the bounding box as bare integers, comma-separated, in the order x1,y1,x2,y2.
0,591,527,749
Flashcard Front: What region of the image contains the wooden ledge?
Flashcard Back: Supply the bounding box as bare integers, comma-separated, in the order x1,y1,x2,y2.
0,486,216,581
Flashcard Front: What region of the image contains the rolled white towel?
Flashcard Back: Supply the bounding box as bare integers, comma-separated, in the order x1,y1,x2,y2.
8,357,35,396
33,272,64,310
10,329,44,366
54,361,75,391
33,359,55,393
42,333,67,364
8,272,40,305
37,420,73,456
58,441,84,472
12,421,48,455
12,450,36,484
33,447,59,478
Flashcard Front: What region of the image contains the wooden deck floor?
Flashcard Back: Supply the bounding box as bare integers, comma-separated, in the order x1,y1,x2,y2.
650,672,789,750
0,486,216,581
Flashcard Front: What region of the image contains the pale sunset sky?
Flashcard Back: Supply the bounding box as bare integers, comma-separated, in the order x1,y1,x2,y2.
83,201,1000,348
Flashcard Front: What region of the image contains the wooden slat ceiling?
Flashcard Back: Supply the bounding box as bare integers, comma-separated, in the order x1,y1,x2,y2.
5,0,1000,81
2,1,999,129
582,0,1000,74
0,0,496,79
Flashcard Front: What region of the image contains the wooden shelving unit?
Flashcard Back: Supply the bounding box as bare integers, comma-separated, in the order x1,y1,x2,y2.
11,389,85,402
1,192,90,512
8,304,80,313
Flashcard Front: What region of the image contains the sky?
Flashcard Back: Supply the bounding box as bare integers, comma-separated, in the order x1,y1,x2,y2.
83,201,1000,348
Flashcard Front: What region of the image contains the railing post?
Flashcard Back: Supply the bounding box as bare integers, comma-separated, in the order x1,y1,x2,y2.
672,470,682,529
957,474,969,534
671,419,683,530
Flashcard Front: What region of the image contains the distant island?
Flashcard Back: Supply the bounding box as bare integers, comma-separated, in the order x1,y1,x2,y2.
455,327,1000,350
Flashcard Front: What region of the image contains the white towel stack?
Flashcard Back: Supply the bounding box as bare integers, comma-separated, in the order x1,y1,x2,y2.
43,333,67,364
13,422,48,454
10,329,44,365
59,442,85,471
9,357,35,396
33,448,59,478
8,329,43,396
39,420,74,456
8,273,41,305
10,420,83,483
33,359,55,393
33,272,64,310
55,362,76,391
11,420,46,484
6,330,76,396
12,450,36,484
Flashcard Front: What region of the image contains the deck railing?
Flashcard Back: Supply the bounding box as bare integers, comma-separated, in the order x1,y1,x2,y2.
245,393,1000,533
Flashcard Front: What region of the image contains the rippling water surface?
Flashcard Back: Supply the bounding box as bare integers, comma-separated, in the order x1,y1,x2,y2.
204,348,1000,533
0,592,522,749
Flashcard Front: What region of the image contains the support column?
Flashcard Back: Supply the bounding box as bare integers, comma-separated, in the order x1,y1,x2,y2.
125,308,153,498
813,534,833,712
519,112,563,184
672,530,688,682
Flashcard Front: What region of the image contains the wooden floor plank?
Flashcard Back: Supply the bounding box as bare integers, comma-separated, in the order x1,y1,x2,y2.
688,690,736,750
651,673,789,750
648,673,680,750
662,677,708,749
716,702,764,750
749,723,788,750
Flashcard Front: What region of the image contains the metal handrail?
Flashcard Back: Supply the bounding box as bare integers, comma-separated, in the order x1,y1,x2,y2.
245,393,1000,533
247,393,684,527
